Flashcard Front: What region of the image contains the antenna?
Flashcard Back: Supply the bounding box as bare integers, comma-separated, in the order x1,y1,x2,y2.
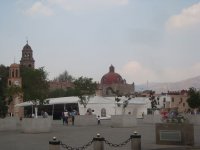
26,36,28,44
14,57,16,63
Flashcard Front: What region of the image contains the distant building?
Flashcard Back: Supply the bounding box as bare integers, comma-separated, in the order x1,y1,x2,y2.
49,80,74,91
96,65,135,97
167,90,189,113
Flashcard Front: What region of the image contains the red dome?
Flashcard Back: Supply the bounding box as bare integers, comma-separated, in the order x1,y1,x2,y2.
101,65,123,84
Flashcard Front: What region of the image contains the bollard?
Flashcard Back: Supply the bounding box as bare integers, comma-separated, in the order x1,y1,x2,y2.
49,137,61,150
93,133,105,150
130,131,141,150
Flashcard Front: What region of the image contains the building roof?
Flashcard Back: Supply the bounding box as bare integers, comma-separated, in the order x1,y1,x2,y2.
101,65,123,84
10,63,20,68
22,43,32,51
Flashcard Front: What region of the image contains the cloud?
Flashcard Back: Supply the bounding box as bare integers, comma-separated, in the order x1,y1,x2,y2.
120,61,200,85
48,0,128,11
26,1,54,16
166,2,200,30
120,61,157,84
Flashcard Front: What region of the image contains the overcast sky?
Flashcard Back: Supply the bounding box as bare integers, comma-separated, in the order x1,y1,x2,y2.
1,0,200,85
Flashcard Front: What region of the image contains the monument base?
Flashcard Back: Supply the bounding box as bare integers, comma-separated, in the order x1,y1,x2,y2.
156,123,194,146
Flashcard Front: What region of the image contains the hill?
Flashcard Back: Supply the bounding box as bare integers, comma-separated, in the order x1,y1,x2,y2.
135,76,200,93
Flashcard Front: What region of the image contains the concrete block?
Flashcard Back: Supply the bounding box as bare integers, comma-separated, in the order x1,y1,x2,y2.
0,117,20,131
143,115,162,124
111,115,137,127
74,115,97,126
21,118,52,133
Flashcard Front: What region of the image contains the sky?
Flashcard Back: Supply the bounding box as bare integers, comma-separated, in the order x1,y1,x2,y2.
1,0,200,85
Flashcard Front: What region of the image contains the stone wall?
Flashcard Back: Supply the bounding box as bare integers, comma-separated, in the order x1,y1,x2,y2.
0,117,21,131
21,117,52,133
111,115,137,127
74,115,97,126
142,115,162,124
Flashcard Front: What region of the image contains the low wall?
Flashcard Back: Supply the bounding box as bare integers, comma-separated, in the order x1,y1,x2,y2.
183,114,200,125
74,115,97,126
21,118,52,133
194,125,200,146
0,117,21,131
111,115,137,127
137,124,156,144
142,115,162,124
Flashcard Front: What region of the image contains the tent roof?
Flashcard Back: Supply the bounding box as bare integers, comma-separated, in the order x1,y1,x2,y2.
15,96,149,107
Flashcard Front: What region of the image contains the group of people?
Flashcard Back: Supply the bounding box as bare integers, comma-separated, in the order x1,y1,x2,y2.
41,110,48,118
62,109,77,125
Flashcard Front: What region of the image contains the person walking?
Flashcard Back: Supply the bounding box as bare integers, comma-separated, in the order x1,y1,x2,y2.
71,110,76,126
64,110,69,125
97,116,101,125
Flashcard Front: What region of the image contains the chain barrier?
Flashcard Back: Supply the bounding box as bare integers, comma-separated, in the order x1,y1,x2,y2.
104,137,131,147
60,139,93,150
60,136,132,149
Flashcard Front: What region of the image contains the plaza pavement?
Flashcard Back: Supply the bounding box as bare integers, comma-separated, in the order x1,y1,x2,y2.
0,120,199,150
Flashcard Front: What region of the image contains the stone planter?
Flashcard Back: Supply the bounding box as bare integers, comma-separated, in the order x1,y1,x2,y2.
74,115,97,126
156,123,194,145
21,117,52,133
0,117,21,131
111,115,137,127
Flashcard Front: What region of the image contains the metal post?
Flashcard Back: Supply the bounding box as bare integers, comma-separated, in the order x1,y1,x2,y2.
49,137,60,150
131,131,141,150
93,133,104,150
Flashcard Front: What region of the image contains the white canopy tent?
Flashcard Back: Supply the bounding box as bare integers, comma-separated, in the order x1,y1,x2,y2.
15,96,150,118
15,96,79,107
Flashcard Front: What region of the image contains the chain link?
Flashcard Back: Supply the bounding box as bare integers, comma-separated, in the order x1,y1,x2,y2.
104,137,131,147
60,137,132,149
60,139,93,150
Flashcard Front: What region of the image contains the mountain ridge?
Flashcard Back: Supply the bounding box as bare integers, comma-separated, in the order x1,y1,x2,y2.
135,75,200,93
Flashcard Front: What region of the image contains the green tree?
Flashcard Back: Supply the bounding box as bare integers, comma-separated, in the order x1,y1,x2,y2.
74,77,97,108
21,67,49,117
48,88,66,98
54,70,74,82
187,87,200,109
0,65,9,118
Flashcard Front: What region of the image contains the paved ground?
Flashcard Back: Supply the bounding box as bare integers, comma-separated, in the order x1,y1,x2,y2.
0,120,199,150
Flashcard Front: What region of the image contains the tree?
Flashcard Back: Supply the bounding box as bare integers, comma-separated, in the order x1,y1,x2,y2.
54,70,74,82
74,77,97,108
21,67,49,117
187,87,200,109
149,91,157,109
0,65,9,118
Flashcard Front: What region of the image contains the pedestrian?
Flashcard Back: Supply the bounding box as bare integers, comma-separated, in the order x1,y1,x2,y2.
44,111,48,118
71,110,76,126
97,116,101,125
62,111,65,125
64,110,69,125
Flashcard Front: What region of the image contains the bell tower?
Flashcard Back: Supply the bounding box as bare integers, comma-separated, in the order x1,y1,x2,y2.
20,41,35,69
7,63,23,117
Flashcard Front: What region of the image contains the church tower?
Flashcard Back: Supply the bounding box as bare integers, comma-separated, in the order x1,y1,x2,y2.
7,63,24,117
20,41,35,69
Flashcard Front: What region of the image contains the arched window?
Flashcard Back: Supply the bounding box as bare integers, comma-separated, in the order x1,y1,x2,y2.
12,70,14,78
101,108,106,117
16,69,18,77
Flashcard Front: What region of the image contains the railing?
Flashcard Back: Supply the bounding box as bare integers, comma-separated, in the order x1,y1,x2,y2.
49,132,141,150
